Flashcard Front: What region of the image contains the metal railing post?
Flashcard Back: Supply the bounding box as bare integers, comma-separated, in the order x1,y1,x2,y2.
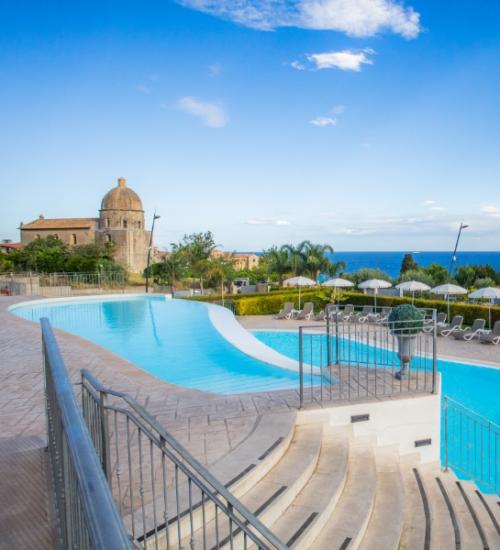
299,327,304,408
444,397,449,472
99,390,112,483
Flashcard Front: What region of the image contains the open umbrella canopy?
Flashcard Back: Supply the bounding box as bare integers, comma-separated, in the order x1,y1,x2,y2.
468,287,500,328
468,287,500,300
358,279,392,290
283,276,317,286
431,284,467,295
322,277,354,288
396,281,431,292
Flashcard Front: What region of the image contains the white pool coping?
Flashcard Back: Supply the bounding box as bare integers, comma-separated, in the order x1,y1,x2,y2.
205,303,305,374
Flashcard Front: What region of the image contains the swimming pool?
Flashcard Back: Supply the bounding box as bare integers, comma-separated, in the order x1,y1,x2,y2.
12,296,306,394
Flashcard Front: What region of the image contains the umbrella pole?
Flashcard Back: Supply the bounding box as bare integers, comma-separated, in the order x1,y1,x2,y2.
489,301,492,329
412,290,415,305
299,285,301,310
374,290,377,310
447,296,450,319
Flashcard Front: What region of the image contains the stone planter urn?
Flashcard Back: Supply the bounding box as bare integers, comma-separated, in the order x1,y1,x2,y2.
388,305,424,380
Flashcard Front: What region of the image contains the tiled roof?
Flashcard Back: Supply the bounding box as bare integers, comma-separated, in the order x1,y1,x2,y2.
21,218,98,230
0,242,21,250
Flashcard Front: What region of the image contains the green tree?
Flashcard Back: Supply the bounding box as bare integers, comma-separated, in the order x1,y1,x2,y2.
347,268,392,285
14,236,70,272
0,253,15,273
400,253,417,274
146,252,186,292
473,277,496,289
172,231,216,291
399,269,435,287
423,263,450,286
261,246,291,283
205,255,235,302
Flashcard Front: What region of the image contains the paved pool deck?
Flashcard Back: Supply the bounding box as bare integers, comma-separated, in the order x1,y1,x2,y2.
1,296,498,547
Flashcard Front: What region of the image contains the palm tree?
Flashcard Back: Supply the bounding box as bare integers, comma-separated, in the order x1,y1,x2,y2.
162,252,185,294
282,242,309,276
262,246,291,283
205,255,235,304
302,242,335,279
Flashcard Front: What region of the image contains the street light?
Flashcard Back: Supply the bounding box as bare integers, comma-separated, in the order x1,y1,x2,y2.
145,212,160,294
449,222,469,278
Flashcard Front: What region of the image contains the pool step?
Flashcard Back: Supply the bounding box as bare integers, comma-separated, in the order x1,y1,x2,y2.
310,435,377,549
268,424,350,548
399,462,500,550
179,423,322,549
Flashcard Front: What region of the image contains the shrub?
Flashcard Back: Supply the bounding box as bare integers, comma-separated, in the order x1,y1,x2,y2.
388,304,424,335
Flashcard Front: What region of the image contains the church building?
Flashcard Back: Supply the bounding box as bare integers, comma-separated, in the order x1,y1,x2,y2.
19,178,151,273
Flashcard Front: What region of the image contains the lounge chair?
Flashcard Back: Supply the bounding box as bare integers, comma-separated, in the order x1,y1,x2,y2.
337,304,355,321
295,302,314,321
372,307,391,323
351,305,374,323
480,321,500,345
437,315,464,337
314,310,326,321
453,318,487,341
274,302,294,320
423,312,447,333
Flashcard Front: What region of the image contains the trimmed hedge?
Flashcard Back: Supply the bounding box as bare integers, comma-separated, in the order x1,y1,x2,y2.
187,289,500,325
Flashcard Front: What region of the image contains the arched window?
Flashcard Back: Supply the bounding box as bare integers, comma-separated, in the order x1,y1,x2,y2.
36,234,41,239
123,219,128,229
70,234,77,245
105,218,110,228
106,234,112,243
137,221,142,229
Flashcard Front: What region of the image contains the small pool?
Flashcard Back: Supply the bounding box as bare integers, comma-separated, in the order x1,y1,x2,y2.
253,331,500,424
12,296,304,394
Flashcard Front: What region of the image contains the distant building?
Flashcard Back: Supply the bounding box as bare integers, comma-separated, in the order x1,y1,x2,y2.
211,250,260,271
0,242,21,254
19,178,152,273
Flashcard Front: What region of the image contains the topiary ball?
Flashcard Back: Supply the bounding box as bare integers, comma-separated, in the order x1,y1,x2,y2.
388,304,424,336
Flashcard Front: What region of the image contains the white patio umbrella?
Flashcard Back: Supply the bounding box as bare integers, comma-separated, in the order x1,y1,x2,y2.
468,287,500,328
323,277,355,307
395,280,431,304
358,279,392,308
431,283,467,318
322,277,354,288
283,276,317,309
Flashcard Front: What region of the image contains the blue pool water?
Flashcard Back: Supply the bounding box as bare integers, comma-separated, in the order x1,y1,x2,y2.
12,296,303,394
253,331,500,424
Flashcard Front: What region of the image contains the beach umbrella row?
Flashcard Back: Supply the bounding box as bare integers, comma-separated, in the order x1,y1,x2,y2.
468,287,500,328
283,276,316,308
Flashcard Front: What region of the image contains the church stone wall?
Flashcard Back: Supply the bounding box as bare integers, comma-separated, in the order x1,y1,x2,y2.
21,227,97,247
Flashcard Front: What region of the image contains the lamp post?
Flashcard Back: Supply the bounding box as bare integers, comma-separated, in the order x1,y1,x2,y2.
145,213,160,293
449,222,469,278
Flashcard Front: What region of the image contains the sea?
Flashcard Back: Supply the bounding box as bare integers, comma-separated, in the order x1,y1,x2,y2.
326,251,500,278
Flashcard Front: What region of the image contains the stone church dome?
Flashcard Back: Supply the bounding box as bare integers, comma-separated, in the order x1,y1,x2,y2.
100,177,143,211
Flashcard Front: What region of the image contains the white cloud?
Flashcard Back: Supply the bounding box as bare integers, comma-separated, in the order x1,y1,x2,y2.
246,218,291,226
423,200,435,205
178,1,421,39
290,60,306,71
310,116,337,126
307,48,374,71
481,204,500,218
176,96,228,127
430,206,446,212
332,104,345,115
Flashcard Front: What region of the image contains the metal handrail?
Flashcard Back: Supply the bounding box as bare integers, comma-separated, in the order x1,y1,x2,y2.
81,368,287,549
41,318,130,549
443,395,499,495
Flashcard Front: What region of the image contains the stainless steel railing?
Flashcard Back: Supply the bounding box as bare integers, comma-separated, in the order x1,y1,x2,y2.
80,369,287,549
444,397,499,495
298,306,437,407
41,318,131,549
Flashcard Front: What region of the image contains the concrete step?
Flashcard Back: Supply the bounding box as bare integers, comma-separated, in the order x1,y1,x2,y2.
310,436,377,550
398,455,430,550
268,424,350,548
359,446,404,550
180,423,322,549
437,471,487,549
419,464,458,550
459,480,500,547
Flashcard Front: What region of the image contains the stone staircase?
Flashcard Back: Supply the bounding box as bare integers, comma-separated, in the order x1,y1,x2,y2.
189,413,500,550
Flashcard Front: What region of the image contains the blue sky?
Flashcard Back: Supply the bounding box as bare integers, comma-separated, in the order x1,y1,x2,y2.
1,0,500,251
